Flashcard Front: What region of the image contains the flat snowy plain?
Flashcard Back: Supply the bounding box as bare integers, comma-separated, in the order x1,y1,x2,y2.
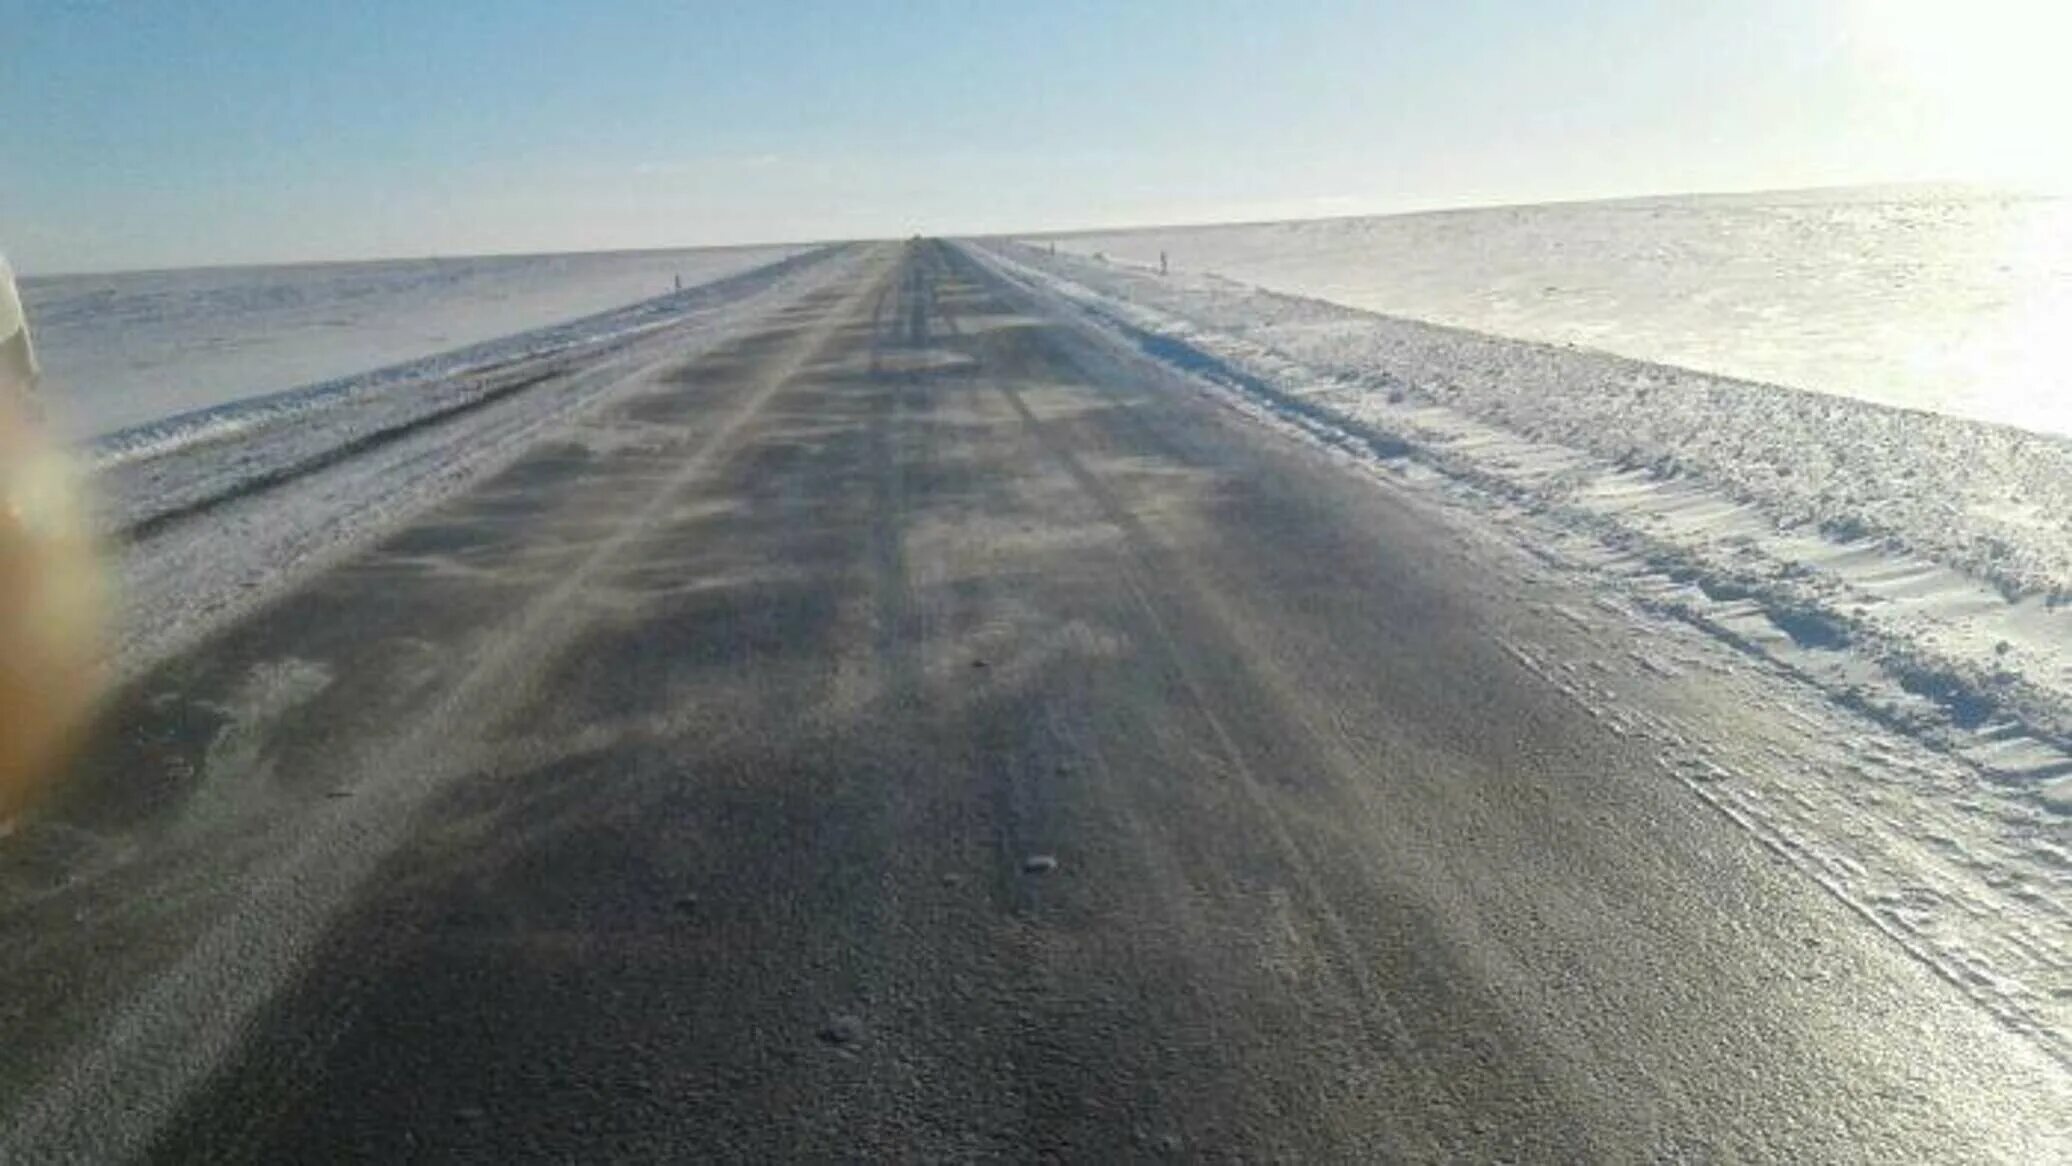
21,243,816,442
970,232,2071,1064
1034,188,2072,436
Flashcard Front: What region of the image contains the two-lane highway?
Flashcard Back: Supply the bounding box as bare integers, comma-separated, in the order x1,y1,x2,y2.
2,241,2063,1160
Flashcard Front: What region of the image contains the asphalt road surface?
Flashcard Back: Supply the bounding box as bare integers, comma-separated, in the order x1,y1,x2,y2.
2,242,2064,1161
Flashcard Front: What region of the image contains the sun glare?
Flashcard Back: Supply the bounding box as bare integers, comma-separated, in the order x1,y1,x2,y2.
1848,0,2072,189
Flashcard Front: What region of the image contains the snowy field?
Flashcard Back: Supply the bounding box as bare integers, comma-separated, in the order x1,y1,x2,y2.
21,242,817,442
1033,187,2072,437
969,238,2071,1060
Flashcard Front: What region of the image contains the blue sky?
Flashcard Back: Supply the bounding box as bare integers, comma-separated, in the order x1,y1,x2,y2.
4,0,2064,273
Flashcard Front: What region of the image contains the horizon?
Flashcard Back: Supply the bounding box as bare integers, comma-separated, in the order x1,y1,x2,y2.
17,179,2049,282
7,1,2069,275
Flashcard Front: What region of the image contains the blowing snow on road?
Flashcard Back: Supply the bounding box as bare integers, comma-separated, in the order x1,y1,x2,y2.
1,242,2065,1160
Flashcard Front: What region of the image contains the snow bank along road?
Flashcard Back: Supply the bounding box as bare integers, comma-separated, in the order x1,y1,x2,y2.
2,241,2064,1160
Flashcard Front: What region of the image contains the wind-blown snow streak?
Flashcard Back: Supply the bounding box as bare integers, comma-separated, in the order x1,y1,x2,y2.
966,239,2071,1062
100,244,859,679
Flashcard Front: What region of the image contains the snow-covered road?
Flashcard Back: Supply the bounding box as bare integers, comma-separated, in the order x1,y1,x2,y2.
0,240,2062,1160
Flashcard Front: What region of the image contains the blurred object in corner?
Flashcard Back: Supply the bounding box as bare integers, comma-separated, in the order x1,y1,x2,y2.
0,256,33,392
0,253,103,830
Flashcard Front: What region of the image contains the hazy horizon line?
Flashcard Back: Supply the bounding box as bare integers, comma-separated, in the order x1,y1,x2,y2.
15,178,2046,282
